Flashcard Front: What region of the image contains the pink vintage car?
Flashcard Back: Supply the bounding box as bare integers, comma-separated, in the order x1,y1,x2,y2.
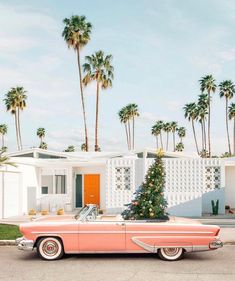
16,204,223,261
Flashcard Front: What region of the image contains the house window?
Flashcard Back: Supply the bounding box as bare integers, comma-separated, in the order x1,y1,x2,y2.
55,175,66,194
41,186,48,194
115,167,131,190
41,175,53,194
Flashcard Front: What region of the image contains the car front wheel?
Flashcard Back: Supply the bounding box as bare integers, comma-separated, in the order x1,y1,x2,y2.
158,247,184,261
37,237,64,260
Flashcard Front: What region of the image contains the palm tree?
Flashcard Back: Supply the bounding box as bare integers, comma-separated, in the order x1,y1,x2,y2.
81,143,87,151
219,80,235,155
0,149,16,167
0,124,7,149
155,120,164,149
184,102,200,155
4,86,27,150
175,142,184,152
37,128,45,147
229,103,235,155
62,15,92,152
118,107,130,150
126,103,139,150
197,94,209,152
176,127,186,143
39,142,47,150
170,121,178,151
163,122,172,151
64,145,75,152
199,75,216,157
83,50,114,151
151,124,161,149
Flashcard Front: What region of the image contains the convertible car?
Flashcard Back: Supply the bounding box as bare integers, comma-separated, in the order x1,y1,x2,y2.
16,204,223,261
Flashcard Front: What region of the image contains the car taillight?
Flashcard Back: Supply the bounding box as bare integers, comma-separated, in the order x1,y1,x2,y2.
215,228,220,236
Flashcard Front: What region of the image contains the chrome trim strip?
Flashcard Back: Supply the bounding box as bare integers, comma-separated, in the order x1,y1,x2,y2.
31,230,214,235
131,237,156,253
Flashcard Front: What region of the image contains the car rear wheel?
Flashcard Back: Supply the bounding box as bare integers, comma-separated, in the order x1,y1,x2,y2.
158,247,184,261
37,237,64,260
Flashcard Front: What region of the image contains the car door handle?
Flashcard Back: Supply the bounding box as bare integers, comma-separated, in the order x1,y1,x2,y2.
116,222,125,226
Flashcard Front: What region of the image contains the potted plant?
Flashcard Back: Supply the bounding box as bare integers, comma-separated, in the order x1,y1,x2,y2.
41,210,49,216
28,209,36,216
57,208,64,215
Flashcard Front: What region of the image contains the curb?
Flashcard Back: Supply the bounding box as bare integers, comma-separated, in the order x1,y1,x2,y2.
1,240,235,246
0,240,16,246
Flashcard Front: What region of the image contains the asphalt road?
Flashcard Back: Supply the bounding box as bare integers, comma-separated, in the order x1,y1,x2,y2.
0,246,235,281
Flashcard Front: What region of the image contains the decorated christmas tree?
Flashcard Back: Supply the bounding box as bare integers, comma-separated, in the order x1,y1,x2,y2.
122,149,168,220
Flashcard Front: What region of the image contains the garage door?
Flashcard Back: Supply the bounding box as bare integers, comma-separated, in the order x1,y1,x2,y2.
2,172,21,218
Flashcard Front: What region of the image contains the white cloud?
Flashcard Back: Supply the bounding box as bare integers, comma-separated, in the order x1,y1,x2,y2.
139,112,167,123
218,48,235,62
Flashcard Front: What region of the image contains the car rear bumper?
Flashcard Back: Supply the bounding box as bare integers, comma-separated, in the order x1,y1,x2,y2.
16,237,34,251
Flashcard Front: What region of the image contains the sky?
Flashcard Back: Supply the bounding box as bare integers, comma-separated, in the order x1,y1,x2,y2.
1,0,235,154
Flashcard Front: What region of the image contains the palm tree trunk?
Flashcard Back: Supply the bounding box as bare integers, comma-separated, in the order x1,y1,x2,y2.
1,134,4,148
77,47,89,151
17,108,22,150
95,81,100,151
14,113,20,151
132,117,135,150
208,90,211,157
192,120,199,155
234,117,235,155
201,122,204,151
203,119,207,152
173,132,175,151
226,98,232,155
124,123,129,150
166,132,169,151
127,120,131,150
160,131,163,149
156,136,159,149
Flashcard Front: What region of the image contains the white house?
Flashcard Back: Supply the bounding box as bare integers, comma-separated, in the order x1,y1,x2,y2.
0,148,235,218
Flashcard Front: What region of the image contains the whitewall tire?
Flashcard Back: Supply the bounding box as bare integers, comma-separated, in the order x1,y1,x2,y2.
158,247,184,261
37,237,64,260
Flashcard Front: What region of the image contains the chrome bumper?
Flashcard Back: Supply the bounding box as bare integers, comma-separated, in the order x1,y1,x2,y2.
209,239,223,249
16,237,34,251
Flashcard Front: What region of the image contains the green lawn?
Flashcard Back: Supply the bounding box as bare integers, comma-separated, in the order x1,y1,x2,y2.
0,224,22,240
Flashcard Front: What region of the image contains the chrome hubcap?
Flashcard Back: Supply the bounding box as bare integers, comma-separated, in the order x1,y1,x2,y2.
163,248,180,257
42,241,59,256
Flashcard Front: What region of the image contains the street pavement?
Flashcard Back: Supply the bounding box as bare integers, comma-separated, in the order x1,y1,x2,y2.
0,245,234,281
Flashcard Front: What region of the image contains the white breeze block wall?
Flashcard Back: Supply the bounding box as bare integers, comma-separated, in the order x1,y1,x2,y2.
145,158,224,216
106,158,224,216
106,158,136,211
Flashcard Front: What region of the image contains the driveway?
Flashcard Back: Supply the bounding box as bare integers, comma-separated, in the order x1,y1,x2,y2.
0,246,234,281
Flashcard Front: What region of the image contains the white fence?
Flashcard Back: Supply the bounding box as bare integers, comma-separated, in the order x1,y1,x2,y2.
106,158,225,216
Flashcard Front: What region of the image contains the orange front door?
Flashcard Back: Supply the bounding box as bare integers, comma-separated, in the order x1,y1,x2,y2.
84,174,100,206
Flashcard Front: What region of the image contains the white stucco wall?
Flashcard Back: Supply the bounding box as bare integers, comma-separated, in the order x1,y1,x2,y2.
225,166,235,208
39,166,73,212
0,163,39,217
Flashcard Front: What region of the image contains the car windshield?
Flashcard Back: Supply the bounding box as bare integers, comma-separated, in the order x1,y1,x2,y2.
74,205,90,220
